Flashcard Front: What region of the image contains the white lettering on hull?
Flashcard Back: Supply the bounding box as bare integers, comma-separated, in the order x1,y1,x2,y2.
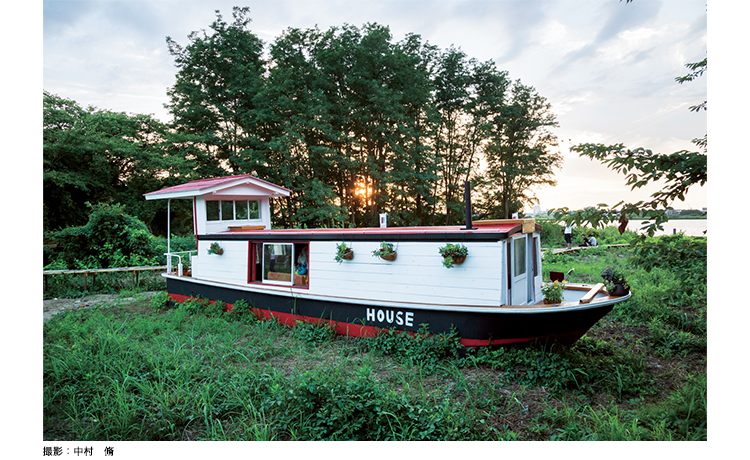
366,308,414,327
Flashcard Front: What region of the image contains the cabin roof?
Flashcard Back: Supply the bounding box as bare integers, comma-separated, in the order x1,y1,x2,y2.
198,220,540,243
144,174,291,200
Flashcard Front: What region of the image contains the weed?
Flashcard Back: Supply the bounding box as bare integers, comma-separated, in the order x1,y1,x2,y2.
150,291,170,313
227,299,259,324
293,320,337,347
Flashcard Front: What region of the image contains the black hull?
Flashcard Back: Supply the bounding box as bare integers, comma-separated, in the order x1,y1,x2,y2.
166,277,616,346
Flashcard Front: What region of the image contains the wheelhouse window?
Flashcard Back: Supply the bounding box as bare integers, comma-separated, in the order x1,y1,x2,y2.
206,200,220,221
207,200,261,221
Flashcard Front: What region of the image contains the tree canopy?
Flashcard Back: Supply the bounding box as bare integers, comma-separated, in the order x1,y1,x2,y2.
44,7,563,234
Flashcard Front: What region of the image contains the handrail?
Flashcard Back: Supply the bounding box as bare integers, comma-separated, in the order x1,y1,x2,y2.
43,266,167,275
43,265,168,291
165,250,198,277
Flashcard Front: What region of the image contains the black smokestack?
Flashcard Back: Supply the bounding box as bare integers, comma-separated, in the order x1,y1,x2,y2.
463,180,476,230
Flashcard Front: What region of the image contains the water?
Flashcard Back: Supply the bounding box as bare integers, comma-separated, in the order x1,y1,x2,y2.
628,219,707,237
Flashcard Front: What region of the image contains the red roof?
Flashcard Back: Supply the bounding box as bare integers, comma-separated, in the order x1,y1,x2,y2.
144,174,290,199
218,223,527,238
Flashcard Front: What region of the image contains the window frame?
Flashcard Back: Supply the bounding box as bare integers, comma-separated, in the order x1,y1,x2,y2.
206,199,262,222
248,240,310,289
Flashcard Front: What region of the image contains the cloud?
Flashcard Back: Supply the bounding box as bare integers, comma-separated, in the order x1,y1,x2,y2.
43,0,95,37
550,0,662,75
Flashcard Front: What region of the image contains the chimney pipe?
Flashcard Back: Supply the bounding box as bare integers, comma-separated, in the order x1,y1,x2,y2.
463,180,476,230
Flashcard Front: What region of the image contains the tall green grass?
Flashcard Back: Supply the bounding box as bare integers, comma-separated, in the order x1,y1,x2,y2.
45,238,706,441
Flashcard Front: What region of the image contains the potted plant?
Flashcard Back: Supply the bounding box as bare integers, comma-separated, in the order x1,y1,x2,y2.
334,242,354,263
372,242,397,261
541,280,567,304
600,265,630,296
207,242,224,255
438,243,468,268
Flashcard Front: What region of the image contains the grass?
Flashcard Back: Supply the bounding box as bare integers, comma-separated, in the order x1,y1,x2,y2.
44,238,707,441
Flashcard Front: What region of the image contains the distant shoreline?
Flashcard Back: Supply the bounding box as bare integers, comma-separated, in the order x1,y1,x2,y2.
663,215,707,220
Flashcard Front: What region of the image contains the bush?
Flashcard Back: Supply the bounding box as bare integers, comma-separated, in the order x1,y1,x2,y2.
150,291,170,313
631,234,706,276
360,325,464,370
293,320,338,347
227,299,260,324
45,203,161,269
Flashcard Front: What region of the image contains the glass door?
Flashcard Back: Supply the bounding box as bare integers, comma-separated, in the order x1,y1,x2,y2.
510,235,529,305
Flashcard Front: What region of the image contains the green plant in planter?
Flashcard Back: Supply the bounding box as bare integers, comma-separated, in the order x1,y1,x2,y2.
541,280,567,303
207,242,223,255
438,243,468,268
334,242,354,264
600,265,629,292
372,242,397,261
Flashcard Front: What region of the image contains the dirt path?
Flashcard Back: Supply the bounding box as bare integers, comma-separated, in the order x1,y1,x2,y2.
43,292,160,322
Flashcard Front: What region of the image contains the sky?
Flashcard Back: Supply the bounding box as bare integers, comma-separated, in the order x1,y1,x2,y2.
39,0,709,213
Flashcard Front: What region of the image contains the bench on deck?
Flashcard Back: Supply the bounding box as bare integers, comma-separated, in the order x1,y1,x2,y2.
579,283,605,304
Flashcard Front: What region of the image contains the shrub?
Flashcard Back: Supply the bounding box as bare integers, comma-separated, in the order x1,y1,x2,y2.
361,325,463,370
228,299,259,324
293,320,338,347
631,234,706,278
46,203,160,269
150,291,170,313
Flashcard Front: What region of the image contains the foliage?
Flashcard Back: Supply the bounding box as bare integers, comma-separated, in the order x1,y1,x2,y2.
541,280,567,303
639,374,707,441
226,299,260,324
161,11,562,229
600,265,630,292
630,234,706,276
438,243,468,268
334,243,353,264
165,6,264,164
293,320,338,347
42,91,198,234
46,9,565,232
474,79,563,219
360,325,464,371
45,203,160,270
551,145,707,235
150,291,170,313
372,242,396,258
207,242,223,255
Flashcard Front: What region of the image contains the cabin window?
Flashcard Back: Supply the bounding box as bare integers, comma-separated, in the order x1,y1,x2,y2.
207,200,261,221
263,243,293,284
251,242,309,287
513,237,526,276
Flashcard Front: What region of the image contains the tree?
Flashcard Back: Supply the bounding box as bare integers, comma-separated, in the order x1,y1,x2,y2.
43,91,173,232
551,58,707,235
165,6,265,166
476,80,562,219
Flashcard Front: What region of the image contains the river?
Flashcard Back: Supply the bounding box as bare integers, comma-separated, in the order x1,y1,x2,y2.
628,219,707,237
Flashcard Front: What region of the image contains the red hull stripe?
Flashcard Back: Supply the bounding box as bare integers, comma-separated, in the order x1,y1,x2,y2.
167,294,588,347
